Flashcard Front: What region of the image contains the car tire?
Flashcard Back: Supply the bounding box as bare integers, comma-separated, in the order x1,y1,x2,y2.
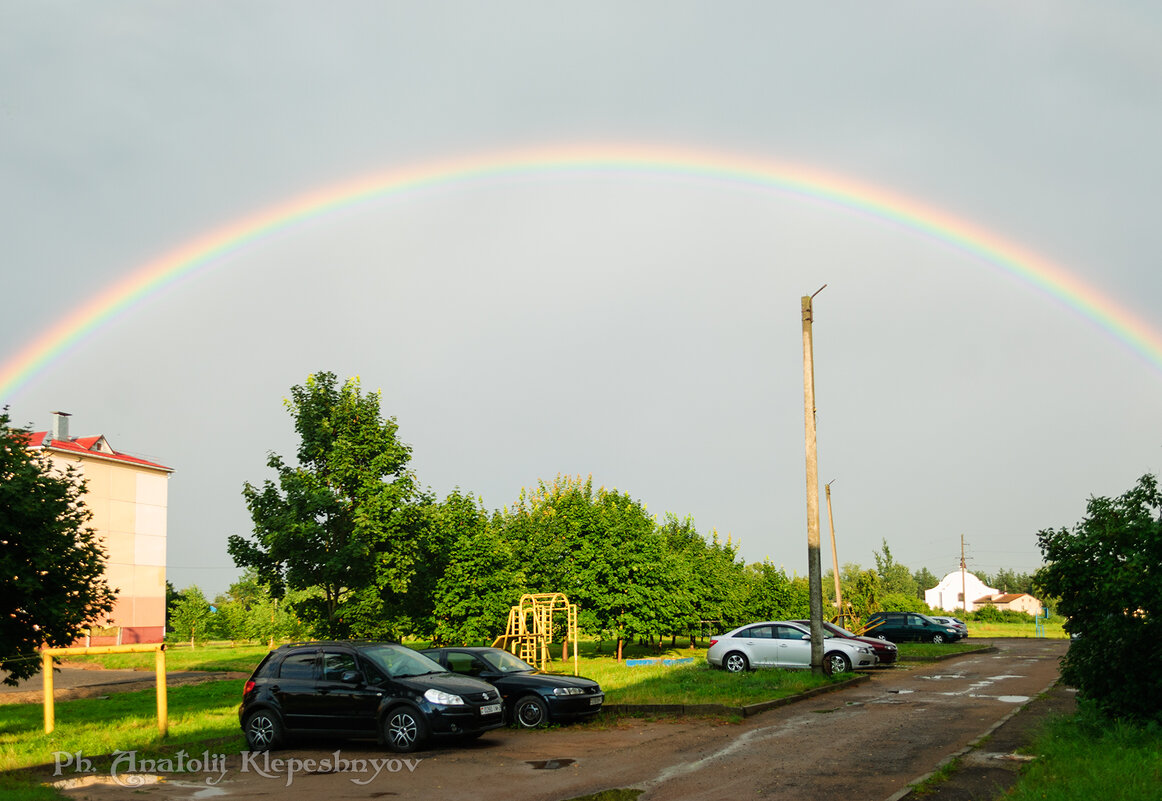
931,633,946,644
824,651,851,675
723,652,749,673
877,634,889,641
243,709,284,752
384,706,428,753
512,695,550,728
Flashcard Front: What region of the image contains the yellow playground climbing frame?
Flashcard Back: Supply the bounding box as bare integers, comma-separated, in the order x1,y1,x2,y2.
491,593,579,675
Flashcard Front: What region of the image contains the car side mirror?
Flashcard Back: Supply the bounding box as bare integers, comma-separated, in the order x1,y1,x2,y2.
340,670,362,685
800,634,810,640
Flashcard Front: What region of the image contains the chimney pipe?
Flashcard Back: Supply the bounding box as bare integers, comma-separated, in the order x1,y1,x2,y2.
51,411,71,442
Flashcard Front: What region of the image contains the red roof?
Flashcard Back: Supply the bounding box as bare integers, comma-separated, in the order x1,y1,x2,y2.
26,431,172,472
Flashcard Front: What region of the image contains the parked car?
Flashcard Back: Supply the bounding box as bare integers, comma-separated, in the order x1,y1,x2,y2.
928,616,969,637
792,619,898,665
239,641,505,753
420,646,603,728
863,612,965,644
707,621,876,674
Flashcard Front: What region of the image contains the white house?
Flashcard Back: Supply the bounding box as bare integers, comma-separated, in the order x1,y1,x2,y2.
925,570,999,613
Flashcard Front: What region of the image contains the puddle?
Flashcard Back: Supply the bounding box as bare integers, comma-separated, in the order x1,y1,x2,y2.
887,689,914,694
527,758,576,770
996,695,1030,703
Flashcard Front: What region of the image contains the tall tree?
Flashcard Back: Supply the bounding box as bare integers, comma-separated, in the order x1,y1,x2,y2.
912,567,939,599
1036,474,1162,723
228,372,428,638
0,410,116,685
874,539,918,597
430,492,524,645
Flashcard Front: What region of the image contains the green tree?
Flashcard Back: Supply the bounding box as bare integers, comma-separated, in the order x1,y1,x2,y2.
430,493,524,645
1,410,117,685
912,567,939,598
228,372,429,637
1036,475,1162,723
874,539,918,597
167,585,214,645
501,475,678,659
741,561,810,622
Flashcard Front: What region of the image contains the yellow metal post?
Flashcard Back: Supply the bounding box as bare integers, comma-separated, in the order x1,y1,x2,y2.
155,646,168,737
43,652,55,734
41,643,166,735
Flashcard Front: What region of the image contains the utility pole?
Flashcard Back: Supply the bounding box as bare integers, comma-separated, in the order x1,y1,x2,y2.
825,480,842,617
802,286,826,674
960,534,967,613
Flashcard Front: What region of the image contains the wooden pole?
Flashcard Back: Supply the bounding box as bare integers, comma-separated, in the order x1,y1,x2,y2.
825,480,842,616
802,288,826,674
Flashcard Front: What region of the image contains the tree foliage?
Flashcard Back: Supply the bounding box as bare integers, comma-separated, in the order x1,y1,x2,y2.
0,410,117,685
228,372,428,638
1036,474,1162,723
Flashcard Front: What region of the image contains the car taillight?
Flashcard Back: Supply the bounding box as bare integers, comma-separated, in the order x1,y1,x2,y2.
709,638,718,647
243,680,255,696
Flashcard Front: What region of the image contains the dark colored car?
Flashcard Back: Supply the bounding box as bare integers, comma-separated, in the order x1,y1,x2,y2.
421,646,604,728
864,612,965,644
239,641,505,753
792,620,898,665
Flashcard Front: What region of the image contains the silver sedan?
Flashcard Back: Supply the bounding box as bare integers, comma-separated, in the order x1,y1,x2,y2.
707,621,877,674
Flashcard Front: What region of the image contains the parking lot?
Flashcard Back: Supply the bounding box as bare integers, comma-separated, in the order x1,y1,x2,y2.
50,638,1068,801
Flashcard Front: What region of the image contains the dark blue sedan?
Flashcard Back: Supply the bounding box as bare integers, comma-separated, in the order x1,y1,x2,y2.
420,646,604,728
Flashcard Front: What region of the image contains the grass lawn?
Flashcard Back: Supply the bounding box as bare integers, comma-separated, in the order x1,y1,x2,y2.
1005,707,1162,801
895,641,986,659
0,681,246,774
965,620,1068,638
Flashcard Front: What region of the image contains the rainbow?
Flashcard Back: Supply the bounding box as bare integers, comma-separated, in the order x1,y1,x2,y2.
3,143,1160,400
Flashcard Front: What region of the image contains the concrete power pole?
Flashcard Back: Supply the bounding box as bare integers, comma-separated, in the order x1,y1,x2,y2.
802,287,827,674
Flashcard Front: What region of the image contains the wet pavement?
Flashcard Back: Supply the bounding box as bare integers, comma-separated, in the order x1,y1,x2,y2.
25,639,1068,801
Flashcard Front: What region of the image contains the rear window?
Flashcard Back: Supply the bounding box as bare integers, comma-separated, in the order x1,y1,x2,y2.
279,651,317,680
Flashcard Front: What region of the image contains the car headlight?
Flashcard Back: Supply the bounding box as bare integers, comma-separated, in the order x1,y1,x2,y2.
424,688,465,706
553,687,586,696
858,646,873,654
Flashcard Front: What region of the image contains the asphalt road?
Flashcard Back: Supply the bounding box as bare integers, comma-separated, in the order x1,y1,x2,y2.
41,638,1067,801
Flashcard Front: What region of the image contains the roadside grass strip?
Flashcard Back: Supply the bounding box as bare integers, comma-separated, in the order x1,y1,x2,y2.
0,681,246,774
1004,707,1162,801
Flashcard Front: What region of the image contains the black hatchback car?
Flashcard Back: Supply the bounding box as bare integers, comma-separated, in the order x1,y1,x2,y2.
421,647,604,728
239,641,505,753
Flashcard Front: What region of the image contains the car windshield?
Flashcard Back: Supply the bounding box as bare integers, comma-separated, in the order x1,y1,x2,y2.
485,650,536,674
827,623,858,638
362,644,447,678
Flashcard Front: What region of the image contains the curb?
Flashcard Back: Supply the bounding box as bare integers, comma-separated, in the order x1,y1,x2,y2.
602,672,872,718
881,677,1060,801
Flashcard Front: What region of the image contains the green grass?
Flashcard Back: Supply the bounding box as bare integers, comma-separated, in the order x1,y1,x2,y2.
1004,706,1162,801
543,655,843,707
895,641,985,659
0,680,246,774
965,620,1068,638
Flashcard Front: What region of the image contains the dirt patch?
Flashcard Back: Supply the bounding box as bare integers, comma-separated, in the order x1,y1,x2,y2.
1,672,249,705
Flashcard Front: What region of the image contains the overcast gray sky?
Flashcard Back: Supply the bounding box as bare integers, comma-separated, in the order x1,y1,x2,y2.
3,3,1160,598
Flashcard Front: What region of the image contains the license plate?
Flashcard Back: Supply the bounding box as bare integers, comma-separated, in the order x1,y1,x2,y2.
481,703,502,715
589,696,603,706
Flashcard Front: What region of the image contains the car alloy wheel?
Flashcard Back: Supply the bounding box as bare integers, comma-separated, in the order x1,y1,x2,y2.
513,695,549,728
244,711,282,751
384,708,426,753
723,652,749,672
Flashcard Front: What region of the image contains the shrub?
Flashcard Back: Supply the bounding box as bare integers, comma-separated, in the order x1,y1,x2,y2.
1036,475,1162,724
